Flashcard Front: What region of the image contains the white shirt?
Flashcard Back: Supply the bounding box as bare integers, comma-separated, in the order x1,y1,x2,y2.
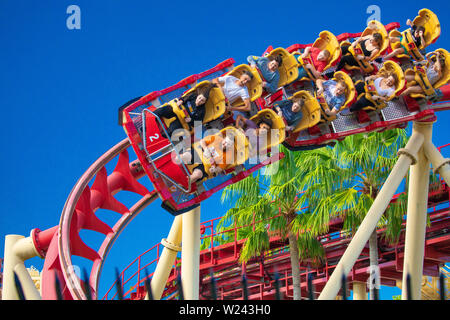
374,77,395,97
217,75,250,103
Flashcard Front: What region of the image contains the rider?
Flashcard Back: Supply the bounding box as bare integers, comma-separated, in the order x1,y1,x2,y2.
272,96,305,131
400,51,446,97
213,71,253,119
315,78,347,116
334,33,383,73
297,46,331,80
384,19,426,60
153,83,215,137
180,131,237,183
349,70,398,112
247,54,283,93
177,82,217,127
235,115,273,157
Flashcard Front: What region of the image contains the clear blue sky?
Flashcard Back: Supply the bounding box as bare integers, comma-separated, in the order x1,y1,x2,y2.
1,0,449,300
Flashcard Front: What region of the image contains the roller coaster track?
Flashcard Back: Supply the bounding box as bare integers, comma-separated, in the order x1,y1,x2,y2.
24,101,447,300
19,21,449,298
35,139,158,300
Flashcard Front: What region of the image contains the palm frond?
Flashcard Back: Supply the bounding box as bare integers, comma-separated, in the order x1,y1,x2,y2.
297,232,325,266
382,192,408,244
221,172,263,207
342,192,374,233
238,224,270,263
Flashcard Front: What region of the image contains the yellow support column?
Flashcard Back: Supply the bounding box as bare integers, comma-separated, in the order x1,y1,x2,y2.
352,281,367,300
401,121,433,300
146,215,183,300
2,235,41,300
181,205,201,300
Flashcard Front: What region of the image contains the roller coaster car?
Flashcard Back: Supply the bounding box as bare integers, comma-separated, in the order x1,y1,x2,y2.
297,31,341,81
266,47,299,87
343,20,389,74
404,49,450,99
228,64,263,107
249,109,286,153
389,9,440,61
360,61,405,111
316,71,356,122
121,59,287,215
290,91,321,133
141,108,257,216
188,126,249,182
142,105,281,215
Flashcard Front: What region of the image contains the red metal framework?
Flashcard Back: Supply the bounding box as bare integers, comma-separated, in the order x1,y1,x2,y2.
34,139,158,300
103,146,450,300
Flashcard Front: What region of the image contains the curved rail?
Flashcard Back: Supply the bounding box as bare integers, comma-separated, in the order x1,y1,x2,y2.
40,139,158,299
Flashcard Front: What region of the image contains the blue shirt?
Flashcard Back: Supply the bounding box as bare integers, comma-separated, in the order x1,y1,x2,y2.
323,80,346,111
426,66,440,86
273,100,303,127
247,56,280,93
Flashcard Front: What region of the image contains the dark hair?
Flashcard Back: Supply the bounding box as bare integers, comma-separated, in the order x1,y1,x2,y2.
292,96,305,107
372,33,383,46
257,117,273,128
243,70,254,80
269,55,283,67
197,82,217,100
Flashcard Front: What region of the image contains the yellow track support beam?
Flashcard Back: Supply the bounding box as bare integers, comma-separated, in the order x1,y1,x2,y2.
2,234,41,300
401,121,433,300
146,215,182,300
181,205,201,300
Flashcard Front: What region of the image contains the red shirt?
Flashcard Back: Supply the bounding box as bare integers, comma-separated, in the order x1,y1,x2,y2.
310,47,328,73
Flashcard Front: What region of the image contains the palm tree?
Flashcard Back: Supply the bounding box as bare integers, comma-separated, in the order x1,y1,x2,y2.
295,128,410,299
217,145,324,300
